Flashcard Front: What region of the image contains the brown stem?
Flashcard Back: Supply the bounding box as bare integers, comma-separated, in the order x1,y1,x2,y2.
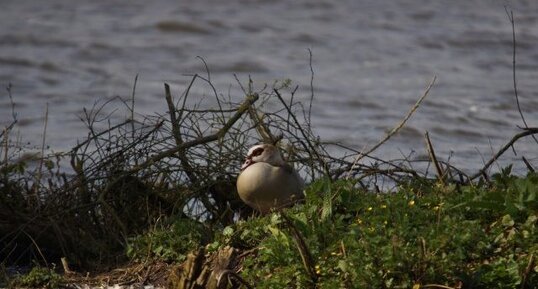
471,127,538,180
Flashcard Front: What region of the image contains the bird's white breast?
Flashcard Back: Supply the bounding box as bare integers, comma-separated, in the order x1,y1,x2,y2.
237,162,303,213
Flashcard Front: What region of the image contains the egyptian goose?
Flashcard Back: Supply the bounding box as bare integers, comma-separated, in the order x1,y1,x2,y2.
236,144,304,213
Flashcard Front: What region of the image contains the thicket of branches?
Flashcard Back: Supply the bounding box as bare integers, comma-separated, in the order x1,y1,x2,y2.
0,71,347,269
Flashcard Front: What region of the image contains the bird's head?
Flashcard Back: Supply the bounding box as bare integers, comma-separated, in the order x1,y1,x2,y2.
241,144,285,170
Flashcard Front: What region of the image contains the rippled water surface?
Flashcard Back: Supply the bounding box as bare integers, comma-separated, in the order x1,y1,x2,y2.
1,0,538,173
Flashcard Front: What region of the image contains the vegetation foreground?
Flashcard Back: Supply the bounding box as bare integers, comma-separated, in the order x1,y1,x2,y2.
151,173,537,289
6,172,537,288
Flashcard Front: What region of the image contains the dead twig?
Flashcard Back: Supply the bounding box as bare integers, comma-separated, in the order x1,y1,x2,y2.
273,88,331,179
424,131,445,185
422,284,457,289
471,127,538,180
307,48,315,125
22,230,48,267
164,83,199,184
35,103,49,200
132,93,258,173
504,7,538,145
520,252,535,289
217,269,254,289
346,76,436,178
0,83,18,140
280,212,318,285
521,156,535,173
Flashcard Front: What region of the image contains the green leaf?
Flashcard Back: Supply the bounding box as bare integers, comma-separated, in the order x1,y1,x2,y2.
501,214,514,227
467,200,504,211
337,260,349,273
321,193,333,221
223,226,234,236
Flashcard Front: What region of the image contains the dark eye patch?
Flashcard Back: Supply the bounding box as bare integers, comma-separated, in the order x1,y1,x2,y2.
251,147,264,157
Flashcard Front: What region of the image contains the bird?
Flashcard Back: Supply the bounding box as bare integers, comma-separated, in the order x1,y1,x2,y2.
236,144,304,214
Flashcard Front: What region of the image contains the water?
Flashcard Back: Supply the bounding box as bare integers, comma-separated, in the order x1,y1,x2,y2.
1,0,538,174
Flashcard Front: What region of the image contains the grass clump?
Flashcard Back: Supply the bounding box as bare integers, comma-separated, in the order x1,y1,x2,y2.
126,218,209,263
8,266,63,289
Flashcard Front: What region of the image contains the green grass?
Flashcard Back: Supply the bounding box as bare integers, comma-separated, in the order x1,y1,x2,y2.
204,171,538,288
8,266,63,289
126,217,209,263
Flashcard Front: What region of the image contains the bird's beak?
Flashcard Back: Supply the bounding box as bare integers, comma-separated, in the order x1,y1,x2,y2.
241,158,253,171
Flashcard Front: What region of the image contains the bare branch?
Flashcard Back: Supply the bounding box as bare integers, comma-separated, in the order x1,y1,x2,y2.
471,127,538,180
425,131,445,185
346,76,436,177
505,7,538,144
